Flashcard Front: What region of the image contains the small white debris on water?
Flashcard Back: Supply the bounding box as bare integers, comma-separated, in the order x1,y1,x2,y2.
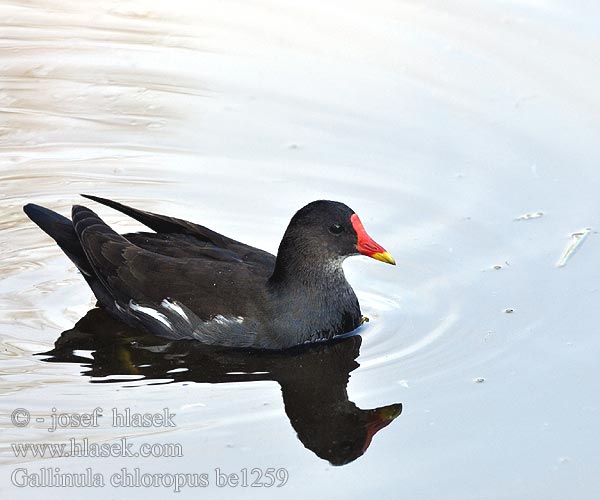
531,163,539,177
166,368,189,373
515,211,544,220
397,379,410,388
557,228,592,267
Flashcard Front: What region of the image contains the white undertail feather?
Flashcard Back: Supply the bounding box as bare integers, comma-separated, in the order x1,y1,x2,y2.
129,300,173,331
160,298,192,326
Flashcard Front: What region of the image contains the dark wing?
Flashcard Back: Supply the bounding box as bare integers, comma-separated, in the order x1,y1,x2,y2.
80,194,274,266
122,232,245,263
71,205,268,346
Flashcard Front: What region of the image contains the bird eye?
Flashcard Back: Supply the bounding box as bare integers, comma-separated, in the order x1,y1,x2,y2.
329,223,344,234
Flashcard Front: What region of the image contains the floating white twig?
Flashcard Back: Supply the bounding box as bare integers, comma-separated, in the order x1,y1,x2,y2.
515,211,544,221
556,228,592,267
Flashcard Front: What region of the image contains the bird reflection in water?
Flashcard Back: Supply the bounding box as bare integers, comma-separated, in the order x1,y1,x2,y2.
38,308,402,466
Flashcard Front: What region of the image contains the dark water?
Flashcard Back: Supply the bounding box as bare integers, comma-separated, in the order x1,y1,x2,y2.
1,1,600,499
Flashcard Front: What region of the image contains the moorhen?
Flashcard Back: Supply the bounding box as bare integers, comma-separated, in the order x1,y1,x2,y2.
23,195,395,349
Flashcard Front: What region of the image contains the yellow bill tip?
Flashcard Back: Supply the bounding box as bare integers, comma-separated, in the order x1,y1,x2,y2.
371,251,396,265
375,403,403,420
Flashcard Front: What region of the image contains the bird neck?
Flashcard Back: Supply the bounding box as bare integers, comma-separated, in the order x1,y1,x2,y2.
268,237,362,341
269,237,347,290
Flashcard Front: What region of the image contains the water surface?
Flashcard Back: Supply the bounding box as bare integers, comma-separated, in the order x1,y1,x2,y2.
1,1,599,498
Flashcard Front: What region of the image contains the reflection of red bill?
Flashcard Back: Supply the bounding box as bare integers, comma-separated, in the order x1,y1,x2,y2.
362,403,403,453
351,214,395,265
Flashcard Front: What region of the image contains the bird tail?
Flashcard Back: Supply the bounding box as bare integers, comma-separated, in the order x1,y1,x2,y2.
23,203,131,320
23,203,95,277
